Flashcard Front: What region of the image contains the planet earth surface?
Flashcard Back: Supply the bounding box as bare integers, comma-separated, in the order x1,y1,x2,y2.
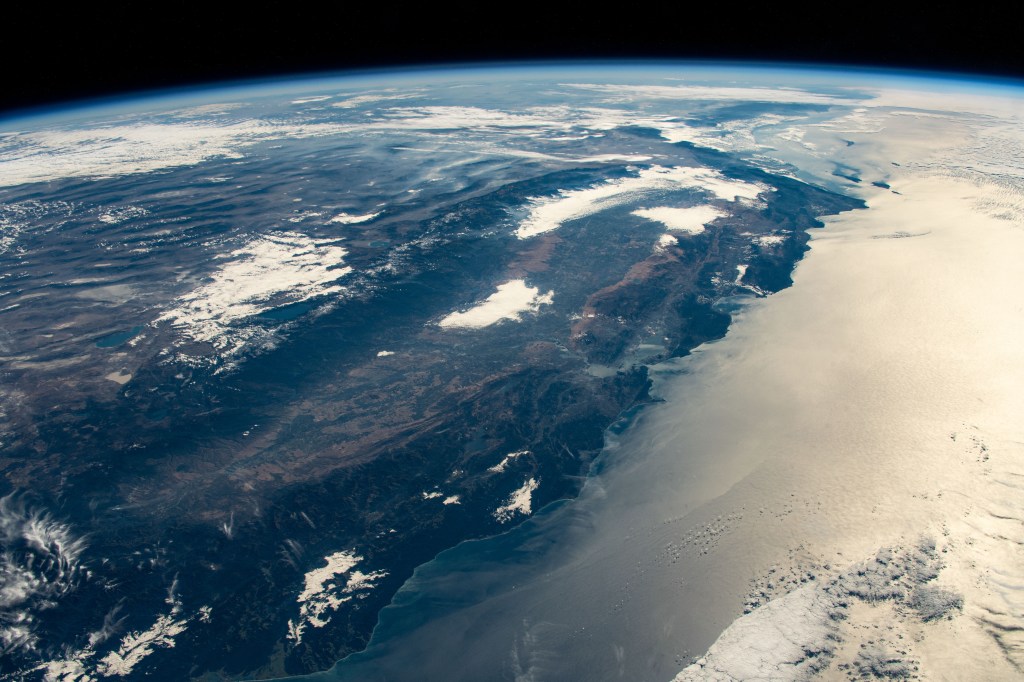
1,64,1022,681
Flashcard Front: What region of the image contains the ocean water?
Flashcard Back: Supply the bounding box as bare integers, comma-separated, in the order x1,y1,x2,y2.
6,66,1023,681
308,298,790,680
303,120,1024,680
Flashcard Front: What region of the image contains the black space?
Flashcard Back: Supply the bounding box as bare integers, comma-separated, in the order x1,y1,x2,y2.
4,3,1024,116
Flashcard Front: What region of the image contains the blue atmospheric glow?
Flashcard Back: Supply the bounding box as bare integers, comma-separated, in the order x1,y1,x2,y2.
5,59,1024,129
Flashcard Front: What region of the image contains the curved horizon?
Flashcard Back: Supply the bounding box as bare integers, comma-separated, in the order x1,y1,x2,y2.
7,58,1024,126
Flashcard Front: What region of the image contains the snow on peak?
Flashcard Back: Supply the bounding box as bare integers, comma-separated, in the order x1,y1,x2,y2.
488,450,530,473
494,478,540,523
96,613,188,677
286,551,386,645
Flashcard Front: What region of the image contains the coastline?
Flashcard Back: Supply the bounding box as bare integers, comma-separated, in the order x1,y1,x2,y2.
4,68,1024,682
273,195,866,681
298,170,1024,681
670,172,1024,679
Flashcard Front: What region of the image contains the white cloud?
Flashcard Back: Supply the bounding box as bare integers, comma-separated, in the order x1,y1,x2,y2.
673,544,949,681
331,93,417,108
97,205,149,225
329,211,381,224
373,105,579,131
515,166,764,239
40,656,96,682
656,233,679,250
155,231,350,355
438,280,553,329
0,494,87,656
632,206,726,235
562,83,850,104
0,119,354,187
756,234,786,246
290,95,332,104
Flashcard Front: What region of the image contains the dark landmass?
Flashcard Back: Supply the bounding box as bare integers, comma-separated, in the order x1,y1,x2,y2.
0,127,862,679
